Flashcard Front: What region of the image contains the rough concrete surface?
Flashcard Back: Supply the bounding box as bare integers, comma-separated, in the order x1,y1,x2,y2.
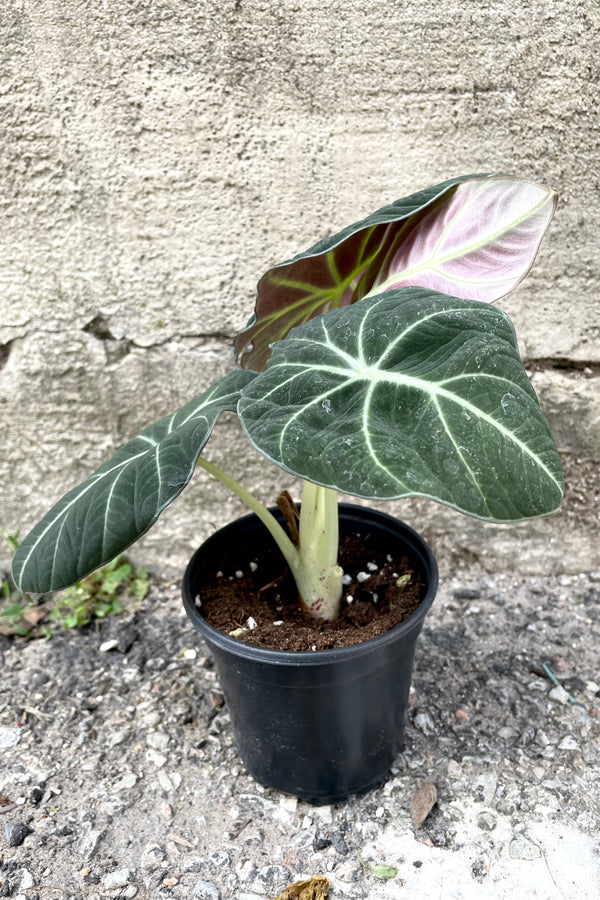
1,566,599,899
1,0,599,577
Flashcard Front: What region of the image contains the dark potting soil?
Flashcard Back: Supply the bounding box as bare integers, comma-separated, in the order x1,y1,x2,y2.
199,532,427,651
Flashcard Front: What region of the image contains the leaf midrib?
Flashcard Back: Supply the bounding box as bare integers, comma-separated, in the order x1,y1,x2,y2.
13,399,222,583
368,189,551,295
264,358,561,491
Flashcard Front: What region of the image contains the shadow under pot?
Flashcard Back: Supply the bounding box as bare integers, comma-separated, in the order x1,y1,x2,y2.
182,503,438,805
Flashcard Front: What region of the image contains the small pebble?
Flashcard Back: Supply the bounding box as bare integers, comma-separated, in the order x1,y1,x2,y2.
236,859,256,882
101,867,138,898
253,865,289,895
414,711,435,735
356,572,370,582
509,833,542,860
193,880,221,899
78,826,104,857
147,731,169,751
5,822,31,847
549,685,571,705
447,759,463,779
313,829,332,851
209,850,231,869
140,843,167,872
477,811,497,831
29,784,45,806
112,773,137,792
19,868,35,891
0,727,21,749
117,626,139,654
453,586,481,600
330,829,349,854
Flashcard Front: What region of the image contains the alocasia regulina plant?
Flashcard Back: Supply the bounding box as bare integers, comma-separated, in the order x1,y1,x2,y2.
13,175,563,622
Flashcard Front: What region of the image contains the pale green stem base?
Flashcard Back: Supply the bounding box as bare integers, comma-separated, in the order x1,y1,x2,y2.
196,459,344,621
297,481,344,620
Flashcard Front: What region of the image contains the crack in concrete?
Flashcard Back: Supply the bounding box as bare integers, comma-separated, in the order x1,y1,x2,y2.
0,340,13,372
82,315,233,350
526,357,600,375
2,330,597,374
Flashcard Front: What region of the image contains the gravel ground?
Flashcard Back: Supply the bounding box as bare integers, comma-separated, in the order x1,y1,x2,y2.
1,567,599,900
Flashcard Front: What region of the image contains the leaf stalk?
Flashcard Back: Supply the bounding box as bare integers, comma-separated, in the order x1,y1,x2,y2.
196,459,344,621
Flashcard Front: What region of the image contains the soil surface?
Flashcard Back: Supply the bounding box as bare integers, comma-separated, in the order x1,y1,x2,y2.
199,533,426,651
1,565,600,899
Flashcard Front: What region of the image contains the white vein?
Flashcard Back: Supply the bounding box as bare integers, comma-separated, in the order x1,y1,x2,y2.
372,185,553,292
15,381,247,586
255,327,561,493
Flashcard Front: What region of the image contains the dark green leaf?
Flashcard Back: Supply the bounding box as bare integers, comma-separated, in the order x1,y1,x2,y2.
13,370,256,593
239,289,563,521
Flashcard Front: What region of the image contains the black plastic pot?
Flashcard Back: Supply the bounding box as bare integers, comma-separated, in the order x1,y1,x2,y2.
182,504,438,804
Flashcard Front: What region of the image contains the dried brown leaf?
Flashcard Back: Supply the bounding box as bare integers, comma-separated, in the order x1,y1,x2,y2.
22,604,50,626
166,833,195,849
410,781,438,829
271,874,330,900
276,489,300,546
0,604,50,636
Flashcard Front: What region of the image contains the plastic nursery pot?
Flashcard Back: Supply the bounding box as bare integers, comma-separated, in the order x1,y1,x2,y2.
182,504,438,804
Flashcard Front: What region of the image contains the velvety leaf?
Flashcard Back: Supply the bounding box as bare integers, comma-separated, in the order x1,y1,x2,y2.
235,175,556,370
238,289,564,521
13,370,257,593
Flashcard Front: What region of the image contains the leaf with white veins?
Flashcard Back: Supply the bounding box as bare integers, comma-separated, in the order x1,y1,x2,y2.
235,175,556,370
13,370,257,593
238,289,563,521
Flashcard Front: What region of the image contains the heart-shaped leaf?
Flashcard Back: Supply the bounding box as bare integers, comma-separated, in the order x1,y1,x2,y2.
235,175,556,370
238,289,563,521
13,370,256,593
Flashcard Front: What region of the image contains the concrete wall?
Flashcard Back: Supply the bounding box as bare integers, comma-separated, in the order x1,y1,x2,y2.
1,0,599,579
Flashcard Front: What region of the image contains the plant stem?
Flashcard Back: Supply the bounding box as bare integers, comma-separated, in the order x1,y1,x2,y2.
196,459,344,621
297,482,344,620
196,458,301,574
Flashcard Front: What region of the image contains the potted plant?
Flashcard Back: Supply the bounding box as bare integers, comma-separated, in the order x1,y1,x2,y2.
12,175,563,803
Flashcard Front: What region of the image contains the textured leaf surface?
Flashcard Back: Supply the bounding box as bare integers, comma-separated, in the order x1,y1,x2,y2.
13,371,256,593
238,289,563,521
235,175,556,370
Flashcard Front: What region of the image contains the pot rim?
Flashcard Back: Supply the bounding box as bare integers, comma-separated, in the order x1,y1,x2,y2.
182,503,438,666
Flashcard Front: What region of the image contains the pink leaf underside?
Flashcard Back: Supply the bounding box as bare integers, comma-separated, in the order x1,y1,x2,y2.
374,178,556,302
